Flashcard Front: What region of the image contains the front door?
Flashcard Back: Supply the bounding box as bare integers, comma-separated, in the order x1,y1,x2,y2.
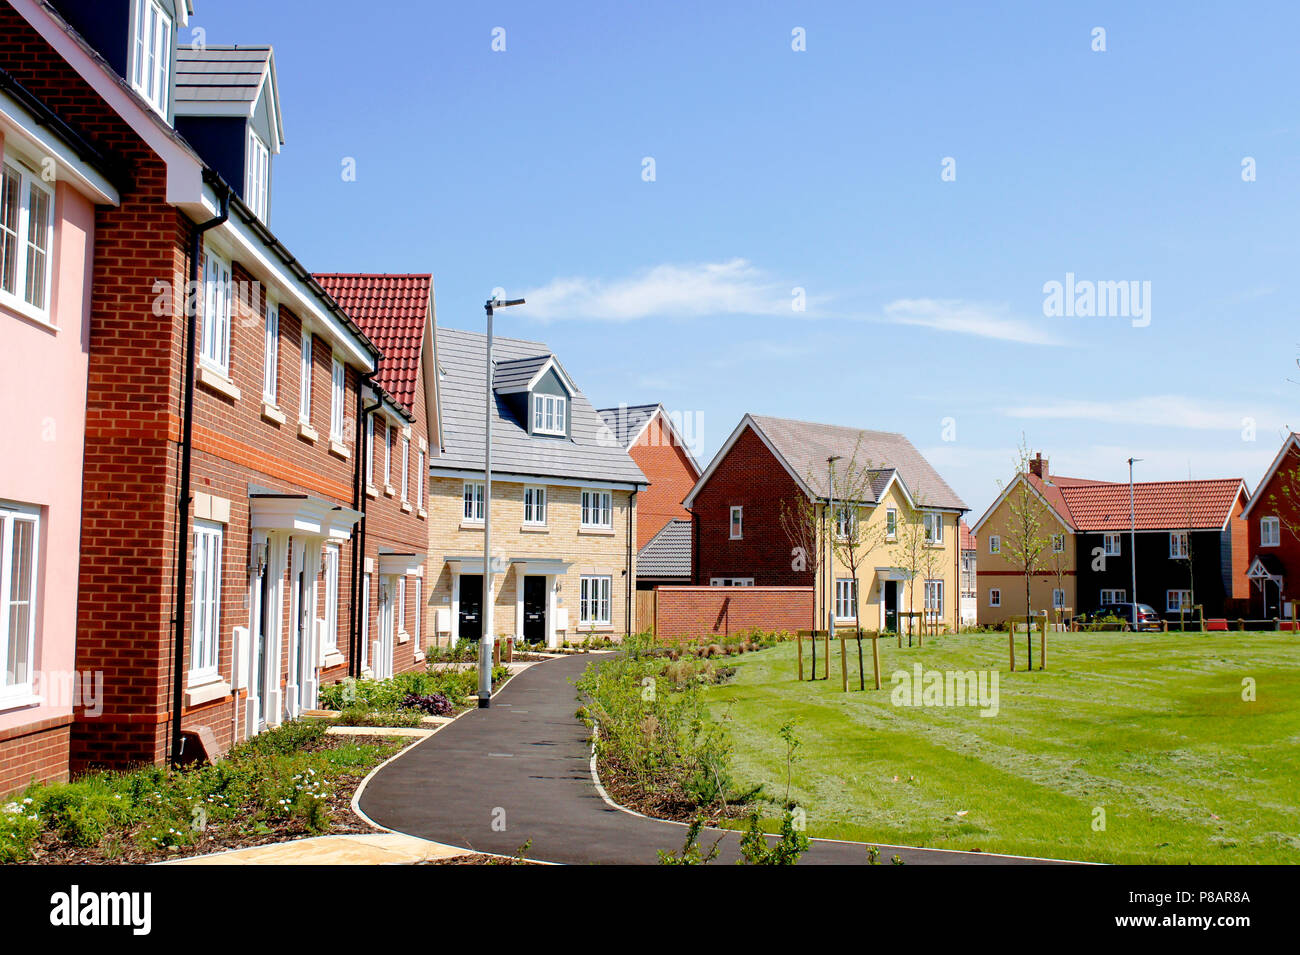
885,581,899,632
253,552,270,730
523,575,546,643
376,578,395,680
459,574,483,643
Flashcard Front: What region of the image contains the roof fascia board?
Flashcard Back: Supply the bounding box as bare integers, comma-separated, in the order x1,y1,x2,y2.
14,0,205,206
0,92,119,204
683,414,813,509
970,473,1071,536
1242,437,1298,518
430,467,643,492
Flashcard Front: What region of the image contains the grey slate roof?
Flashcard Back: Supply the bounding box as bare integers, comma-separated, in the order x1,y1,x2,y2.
748,414,967,511
637,519,692,578
493,355,551,391
596,403,660,449
175,46,272,104
433,327,647,486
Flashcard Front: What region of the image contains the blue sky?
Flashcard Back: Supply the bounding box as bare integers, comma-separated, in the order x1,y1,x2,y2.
193,1,1300,513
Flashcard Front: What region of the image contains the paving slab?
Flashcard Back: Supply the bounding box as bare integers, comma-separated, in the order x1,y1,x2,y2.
164,832,467,865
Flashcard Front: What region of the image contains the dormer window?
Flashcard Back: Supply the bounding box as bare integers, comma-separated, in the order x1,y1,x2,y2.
245,130,270,221
533,393,567,436
131,0,173,116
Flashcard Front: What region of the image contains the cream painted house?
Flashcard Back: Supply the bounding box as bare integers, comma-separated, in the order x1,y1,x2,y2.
426,328,646,648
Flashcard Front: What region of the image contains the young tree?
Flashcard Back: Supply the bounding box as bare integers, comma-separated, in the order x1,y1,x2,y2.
1175,469,1197,628
780,487,822,678
1000,438,1050,669
829,445,888,689
1045,532,1070,628
890,497,929,648
916,513,946,644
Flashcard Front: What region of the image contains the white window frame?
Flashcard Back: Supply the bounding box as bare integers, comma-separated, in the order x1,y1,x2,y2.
834,504,855,540
298,331,312,423
130,0,172,116
190,520,223,684
417,448,426,511
1103,534,1122,557
924,579,943,612
1053,588,1065,610
413,578,422,649
0,503,40,707
360,571,371,672
523,485,547,525
400,434,410,502
1261,517,1280,547
989,588,1001,608
245,128,270,222
1169,532,1189,559
532,393,567,436
1167,589,1192,612
330,356,345,442
463,482,484,523
988,534,1000,555
885,507,897,541
710,577,754,587
1100,589,1126,605
262,299,279,402
579,575,612,626
581,490,613,529
397,577,407,635
200,248,232,375
730,505,743,539
1051,533,1065,554
323,544,340,650
923,511,944,545
365,414,376,485
834,578,857,620
384,420,393,486
0,155,55,321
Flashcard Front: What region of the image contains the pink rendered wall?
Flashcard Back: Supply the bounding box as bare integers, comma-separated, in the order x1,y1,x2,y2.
0,139,96,734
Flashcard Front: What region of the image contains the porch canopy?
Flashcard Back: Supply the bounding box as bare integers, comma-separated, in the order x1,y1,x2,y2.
249,485,363,541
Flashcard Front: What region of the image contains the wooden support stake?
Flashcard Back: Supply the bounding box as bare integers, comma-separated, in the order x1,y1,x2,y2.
840,633,848,691
1039,614,1047,670
797,632,804,681
493,640,501,666
823,630,830,680
1008,628,1015,672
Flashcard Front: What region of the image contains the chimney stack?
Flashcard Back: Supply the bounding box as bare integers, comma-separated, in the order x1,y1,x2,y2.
1029,452,1049,479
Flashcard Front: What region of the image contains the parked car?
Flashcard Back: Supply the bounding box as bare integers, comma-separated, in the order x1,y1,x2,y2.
1089,602,1162,631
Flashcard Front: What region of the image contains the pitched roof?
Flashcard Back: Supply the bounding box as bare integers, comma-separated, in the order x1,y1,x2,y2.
743,415,966,510
313,274,431,413
637,518,692,578
493,355,550,391
1242,433,1300,518
1058,478,1247,531
596,404,660,448
960,520,976,551
174,46,283,144
432,327,647,486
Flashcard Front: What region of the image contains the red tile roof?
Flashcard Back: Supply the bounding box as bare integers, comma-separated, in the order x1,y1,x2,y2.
1054,478,1246,531
960,520,976,551
314,274,430,412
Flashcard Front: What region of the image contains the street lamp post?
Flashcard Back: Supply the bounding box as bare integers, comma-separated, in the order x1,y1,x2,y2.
1128,457,1142,633
480,295,525,708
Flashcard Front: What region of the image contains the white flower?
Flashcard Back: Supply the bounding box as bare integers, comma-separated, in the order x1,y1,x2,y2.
2,802,20,815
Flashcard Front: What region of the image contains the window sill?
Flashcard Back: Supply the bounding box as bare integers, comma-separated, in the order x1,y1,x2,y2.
579,526,615,536
384,485,395,497
366,484,378,499
417,508,427,520
329,440,350,460
298,422,319,443
521,523,548,533
459,521,485,531
0,294,58,333
400,501,412,513
184,678,232,708
198,365,241,402
321,649,346,670
261,401,286,425
397,630,410,645
0,691,42,713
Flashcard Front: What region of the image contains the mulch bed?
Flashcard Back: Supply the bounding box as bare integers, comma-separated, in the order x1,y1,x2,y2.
420,853,539,865
594,749,751,826
18,735,404,865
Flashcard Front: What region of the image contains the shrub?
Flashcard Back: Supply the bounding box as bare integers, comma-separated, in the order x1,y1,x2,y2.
335,706,424,728
400,691,454,716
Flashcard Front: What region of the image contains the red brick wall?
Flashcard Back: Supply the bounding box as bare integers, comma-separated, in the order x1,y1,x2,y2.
1247,452,1300,613
653,586,814,640
629,413,699,549
0,718,73,797
692,424,815,588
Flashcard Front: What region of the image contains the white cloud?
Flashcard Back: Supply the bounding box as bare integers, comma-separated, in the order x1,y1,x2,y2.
880,298,1065,346
1001,395,1272,432
520,258,799,321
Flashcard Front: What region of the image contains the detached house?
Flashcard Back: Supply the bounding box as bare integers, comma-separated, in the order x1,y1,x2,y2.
0,0,419,775
684,415,968,632
1241,433,1300,618
428,329,646,647
972,454,1249,625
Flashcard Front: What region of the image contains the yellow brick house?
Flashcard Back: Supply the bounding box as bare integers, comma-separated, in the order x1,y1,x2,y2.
425,328,647,648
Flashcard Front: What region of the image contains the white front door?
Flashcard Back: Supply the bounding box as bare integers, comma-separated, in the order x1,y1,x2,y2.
376,576,395,680
287,538,320,717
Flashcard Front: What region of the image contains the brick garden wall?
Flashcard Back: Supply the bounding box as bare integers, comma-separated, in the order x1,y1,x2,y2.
653,586,814,640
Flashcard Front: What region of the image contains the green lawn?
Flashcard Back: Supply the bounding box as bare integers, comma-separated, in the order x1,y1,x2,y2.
702,630,1300,864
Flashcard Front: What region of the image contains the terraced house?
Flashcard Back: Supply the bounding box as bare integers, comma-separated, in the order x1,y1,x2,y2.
0,0,442,778
428,328,647,648
685,415,968,632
